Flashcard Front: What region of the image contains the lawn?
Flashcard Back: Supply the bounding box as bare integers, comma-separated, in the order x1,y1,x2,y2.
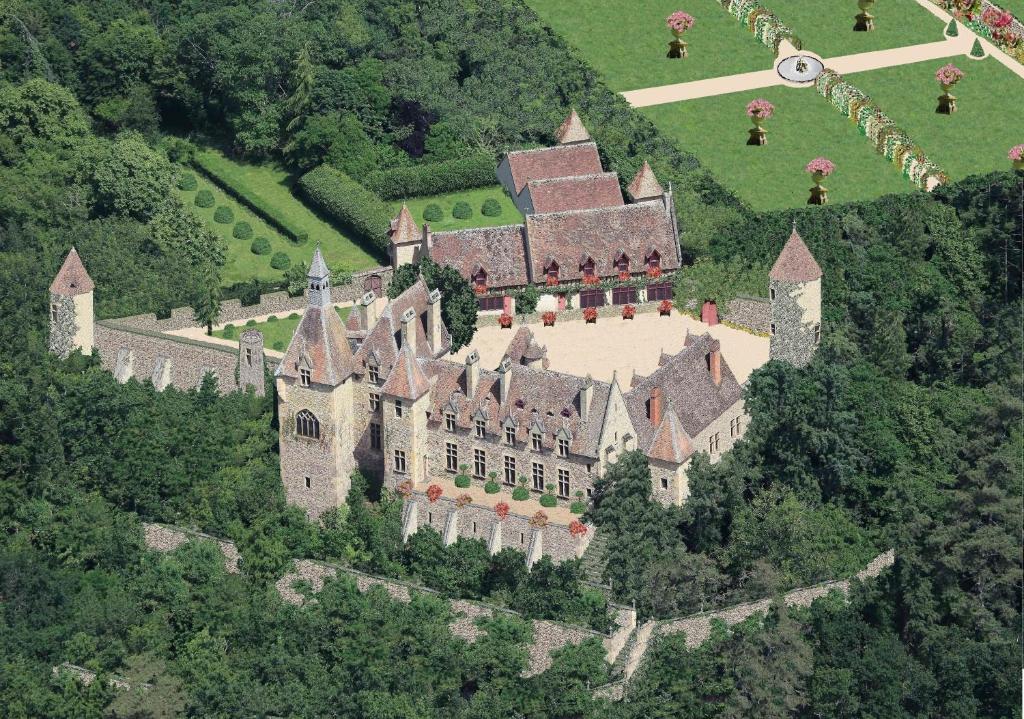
997,0,1024,20
641,86,917,210
193,148,384,270
389,186,523,232
525,0,776,91
769,0,945,58
215,306,351,352
847,56,1024,180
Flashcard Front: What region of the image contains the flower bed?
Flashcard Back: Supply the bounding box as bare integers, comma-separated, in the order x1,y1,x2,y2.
930,0,1024,63
815,68,949,189
718,0,801,53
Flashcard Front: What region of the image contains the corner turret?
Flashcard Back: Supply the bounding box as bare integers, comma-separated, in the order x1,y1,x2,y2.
769,223,822,367
49,247,95,358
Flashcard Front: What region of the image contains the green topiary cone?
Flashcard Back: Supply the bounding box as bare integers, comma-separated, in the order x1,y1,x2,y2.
969,38,985,57
945,19,957,36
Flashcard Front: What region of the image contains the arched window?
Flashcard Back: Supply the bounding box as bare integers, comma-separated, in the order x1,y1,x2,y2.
296,409,320,439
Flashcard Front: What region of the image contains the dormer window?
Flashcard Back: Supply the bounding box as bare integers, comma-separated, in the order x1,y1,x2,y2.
582,258,596,278
505,425,516,445
531,431,542,451
475,419,486,438
615,254,630,272
473,269,487,288
368,365,380,384
647,251,661,269
557,437,569,457
445,411,456,432
299,368,311,387
545,261,559,281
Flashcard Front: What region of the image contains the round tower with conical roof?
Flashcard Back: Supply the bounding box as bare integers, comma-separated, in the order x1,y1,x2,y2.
49,247,95,358
769,224,822,367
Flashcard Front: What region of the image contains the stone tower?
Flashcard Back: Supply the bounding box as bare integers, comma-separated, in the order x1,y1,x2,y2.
769,224,822,367
388,205,428,267
380,332,432,492
275,247,357,518
238,329,266,396
49,247,95,358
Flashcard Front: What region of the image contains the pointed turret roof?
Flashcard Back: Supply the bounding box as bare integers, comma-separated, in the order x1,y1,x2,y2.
308,245,329,278
627,161,664,201
276,305,354,386
380,345,430,400
554,109,591,144
50,247,94,295
770,225,822,282
647,409,692,464
388,205,420,245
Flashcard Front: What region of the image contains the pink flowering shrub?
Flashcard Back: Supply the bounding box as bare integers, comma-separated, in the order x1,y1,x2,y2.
583,307,598,323
982,7,1013,28
1010,145,1024,161
658,299,673,315
569,520,589,538
746,99,775,119
498,313,513,328
666,11,695,33
426,484,443,503
935,63,964,86
495,501,509,521
805,157,836,176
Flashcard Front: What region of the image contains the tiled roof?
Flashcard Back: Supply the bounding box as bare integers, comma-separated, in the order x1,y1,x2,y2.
502,327,548,366
626,161,664,201
389,205,420,245
308,246,329,278
624,333,743,460
647,409,692,464
381,345,431,400
525,173,624,214
505,143,603,195
276,306,355,386
770,227,822,282
429,225,530,287
50,248,94,295
554,109,591,144
524,201,679,281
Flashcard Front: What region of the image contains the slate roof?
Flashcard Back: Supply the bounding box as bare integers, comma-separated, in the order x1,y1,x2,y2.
381,345,431,400
770,227,822,282
429,225,530,287
524,201,679,281
50,248,94,295
626,161,664,201
277,306,355,386
624,333,743,461
389,205,420,245
502,327,548,367
554,109,592,144
505,142,603,195
525,173,624,214
309,246,329,278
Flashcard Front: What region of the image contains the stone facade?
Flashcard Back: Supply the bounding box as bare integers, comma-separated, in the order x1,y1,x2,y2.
49,293,88,358
724,296,771,334
769,277,821,367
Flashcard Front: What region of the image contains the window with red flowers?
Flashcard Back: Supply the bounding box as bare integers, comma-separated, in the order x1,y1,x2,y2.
615,254,630,273
647,251,661,269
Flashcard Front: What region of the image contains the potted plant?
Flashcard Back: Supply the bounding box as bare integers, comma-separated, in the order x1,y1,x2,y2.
396,480,413,498
646,266,663,279
570,490,586,514
805,157,835,205
745,99,774,146
569,519,589,537
622,304,636,320
542,311,557,327
658,299,673,316
455,493,473,509
427,484,443,503
582,274,601,286
666,11,695,58
454,463,471,488
474,284,487,295
498,313,513,329
617,270,630,282
540,483,557,508
935,63,964,114
485,471,500,494
583,307,598,324
529,511,549,529
1010,145,1024,171
854,0,876,31
545,275,559,287
495,501,510,521
512,475,530,501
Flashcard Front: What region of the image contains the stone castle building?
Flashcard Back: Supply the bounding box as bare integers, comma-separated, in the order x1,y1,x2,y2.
769,224,823,368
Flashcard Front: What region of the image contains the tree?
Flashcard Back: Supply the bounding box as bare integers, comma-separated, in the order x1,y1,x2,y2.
90,135,175,221
192,275,221,335
0,78,90,150
515,284,540,315
388,257,478,351
282,44,315,152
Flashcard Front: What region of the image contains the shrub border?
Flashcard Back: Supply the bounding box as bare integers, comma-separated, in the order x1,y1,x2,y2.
717,0,802,54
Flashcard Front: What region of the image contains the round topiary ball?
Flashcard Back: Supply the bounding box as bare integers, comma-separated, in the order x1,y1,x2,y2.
481,198,502,217
270,251,291,270
266,315,278,323
512,486,529,501
177,172,198,191
246,319,258,326
273,340,285,350
539,494,557,508
232,221,253,240
213,206,234,224
250,236,272,255
452,201,473,219
288,312,300,320
422,203,444,222
194,189,215,208
221,324,237,339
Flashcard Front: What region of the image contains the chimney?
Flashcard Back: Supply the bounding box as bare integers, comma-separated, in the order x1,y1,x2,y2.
358,291,376,330
400,306,417,352
708,339,721,386
498,357,512,404
648,386,662,425
427,288,442,354
579,375,593,421
465,350,480,399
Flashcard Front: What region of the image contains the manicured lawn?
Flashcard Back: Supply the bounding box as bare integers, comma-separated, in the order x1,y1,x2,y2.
641,87,917,210
215,307,351,352
769,0,945,58
998,0,1024,20
847,56,1024,180
525,0,775,91
194,148,384,270
389,186,523,232
174,172,298,287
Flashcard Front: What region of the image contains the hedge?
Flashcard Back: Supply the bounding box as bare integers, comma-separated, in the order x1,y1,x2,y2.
297,165,393,253
364,154,497,200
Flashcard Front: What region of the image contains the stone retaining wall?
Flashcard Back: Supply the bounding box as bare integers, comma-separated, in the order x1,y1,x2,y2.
723,296,770,335
142,523,241,574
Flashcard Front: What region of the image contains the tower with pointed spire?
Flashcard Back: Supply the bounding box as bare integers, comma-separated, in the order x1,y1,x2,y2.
49,247,95,358
388,205,428,267
769,223,823,367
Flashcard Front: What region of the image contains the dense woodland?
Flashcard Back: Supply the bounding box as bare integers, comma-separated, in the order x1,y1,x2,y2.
1,1,1021,717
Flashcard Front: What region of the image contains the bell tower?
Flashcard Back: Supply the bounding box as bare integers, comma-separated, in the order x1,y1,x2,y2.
49,247,95,358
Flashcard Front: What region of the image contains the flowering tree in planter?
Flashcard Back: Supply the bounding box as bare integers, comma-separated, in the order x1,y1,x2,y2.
495,501,510,521
455,493,473,509
745,99,774,146
498,313,513,329
659,299,673,316
1010,145,1024,170
583,307,598,323
397,480,413,498
542,311,556,327
935,64,964,114
529,510,549,529
426,484,443,503
622,304,636,320
666,11,695,58
569,519,589,538
805,157,835,205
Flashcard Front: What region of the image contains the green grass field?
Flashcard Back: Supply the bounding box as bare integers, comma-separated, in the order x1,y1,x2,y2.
193,148,384,270
641,87,917,210
770,0,945,58
997,0,1024,20
215,306,351,352
847,56,1024,180
525,0,775,90
389,186,523,232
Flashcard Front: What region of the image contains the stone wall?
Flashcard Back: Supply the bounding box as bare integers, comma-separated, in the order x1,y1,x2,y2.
142,523,240,574
769,277,820,367
723,295,770,335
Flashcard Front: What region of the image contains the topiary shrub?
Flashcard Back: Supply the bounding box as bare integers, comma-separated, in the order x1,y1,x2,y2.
194,189,215,208
250,237,272,255
539,494,557,508
270,252,291,270
273,340,285,350
266,315,278,323
945,19,958,36
570,501,586,514
484,481,500,494
232,221,253,240
177,172,198,191
288,312,300,320
481,198,502,217
452,201,473,219
512,486,530,501
422,203,444,222
969,38,984,57
454,474,471,489
246,319,257,326
213,205,234,224
221,324,237,339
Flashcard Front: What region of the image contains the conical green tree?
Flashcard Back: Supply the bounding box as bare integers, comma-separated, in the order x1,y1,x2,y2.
283,45,315,150
970,38,985,57
945,19,958,36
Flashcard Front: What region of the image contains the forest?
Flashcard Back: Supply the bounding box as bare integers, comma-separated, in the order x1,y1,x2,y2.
1,0,1021,717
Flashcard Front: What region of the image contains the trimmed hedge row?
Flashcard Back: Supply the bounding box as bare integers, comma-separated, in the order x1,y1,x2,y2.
297,165,393,253
364,154,497,200
191,153,308,244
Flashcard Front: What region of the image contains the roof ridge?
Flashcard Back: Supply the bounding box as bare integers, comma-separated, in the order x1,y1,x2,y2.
525,201,661,221
506,141,598,158
527,171,619,186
